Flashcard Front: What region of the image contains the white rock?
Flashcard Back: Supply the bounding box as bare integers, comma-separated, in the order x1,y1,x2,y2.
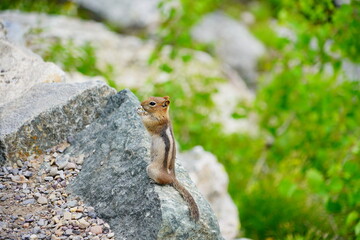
73,0,162,30
64,162,76,170
48,167,58,176
78,218,90,229
0,40,65,107
37,196,48,205
191,12,265,87
342,59,360,81
179,146,240,240
63,211,71,220
90,225,102,235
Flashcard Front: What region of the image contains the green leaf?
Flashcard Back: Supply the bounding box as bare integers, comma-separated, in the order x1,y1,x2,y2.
326,199,342,213
159,63,173,73
306,168,324,190
346,211,359,226
356,221,360,236
328,177,344,194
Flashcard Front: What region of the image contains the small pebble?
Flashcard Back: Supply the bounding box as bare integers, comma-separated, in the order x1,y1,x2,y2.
65,162,76,170
58,171,65,180
37,196,48,205
78,218,90,229
88,211,97,218
32,226,41,234
1,148,113,239
23,171,33,178
90,225,103,235
55,156,69,170
72,213,82,220
63,211,72,220
38,219,47,226
44,176,53,181
30,234,38,240
64,228,73,236
21,198,35,205
54,229,63,236
17,160,24,167
48,167,58,176
75,154,85,165
67,200,77,208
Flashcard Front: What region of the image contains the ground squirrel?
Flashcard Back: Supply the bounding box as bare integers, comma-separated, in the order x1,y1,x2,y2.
137,96,200,221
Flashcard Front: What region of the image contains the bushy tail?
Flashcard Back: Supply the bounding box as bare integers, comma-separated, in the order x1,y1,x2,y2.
171,179,200,221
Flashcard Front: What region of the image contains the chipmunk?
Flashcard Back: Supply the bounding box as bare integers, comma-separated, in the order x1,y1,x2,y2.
137,96,200,221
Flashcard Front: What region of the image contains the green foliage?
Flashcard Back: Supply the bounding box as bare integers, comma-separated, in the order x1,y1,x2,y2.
41,40,117,89
0,0,78,16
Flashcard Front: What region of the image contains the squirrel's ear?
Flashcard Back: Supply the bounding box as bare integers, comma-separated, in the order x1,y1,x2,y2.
163,99,170,107
163,96,170,100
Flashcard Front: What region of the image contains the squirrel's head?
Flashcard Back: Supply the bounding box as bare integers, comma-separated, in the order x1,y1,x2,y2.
139,96,170,114
137,96,171,129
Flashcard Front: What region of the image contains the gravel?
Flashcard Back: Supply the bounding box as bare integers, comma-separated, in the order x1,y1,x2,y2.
0,142,115,239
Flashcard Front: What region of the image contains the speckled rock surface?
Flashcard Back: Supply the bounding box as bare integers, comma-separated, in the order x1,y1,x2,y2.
0,80,116,166
66,89,223,240
0,39,66,106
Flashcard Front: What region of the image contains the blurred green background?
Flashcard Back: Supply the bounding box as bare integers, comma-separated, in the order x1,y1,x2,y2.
1,0,359,239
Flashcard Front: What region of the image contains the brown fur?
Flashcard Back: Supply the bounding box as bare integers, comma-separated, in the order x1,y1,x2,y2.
138,96,200,221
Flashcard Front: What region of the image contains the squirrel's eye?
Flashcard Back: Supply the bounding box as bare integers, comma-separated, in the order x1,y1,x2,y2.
149,101,156,106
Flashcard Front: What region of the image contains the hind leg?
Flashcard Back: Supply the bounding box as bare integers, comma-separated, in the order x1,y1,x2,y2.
147,164,173,185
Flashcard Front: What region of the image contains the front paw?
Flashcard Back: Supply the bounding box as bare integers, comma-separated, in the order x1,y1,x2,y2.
137,106,147,116
148,178,157,184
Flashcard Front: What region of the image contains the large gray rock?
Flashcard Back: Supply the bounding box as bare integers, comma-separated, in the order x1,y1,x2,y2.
179,146,240,240
0,80,116,165
0,39,66,106
73,0,161,30
191,12,265,88
66,89,223,239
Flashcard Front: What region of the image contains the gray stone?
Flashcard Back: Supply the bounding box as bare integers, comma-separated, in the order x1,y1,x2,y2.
78,218,90,229
23,170,33,178
37,196,48,205
191,12,265,88
67,89,223,239
48,167,58,176
37,219,47,226
0,80,116,165
44,177,53,181
55,156,69,170
32,226,41,234
64,229,73,236
64,162,76,170
21,198,35,205
67,200,78,208
0,39,66,106
73,0,161,30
